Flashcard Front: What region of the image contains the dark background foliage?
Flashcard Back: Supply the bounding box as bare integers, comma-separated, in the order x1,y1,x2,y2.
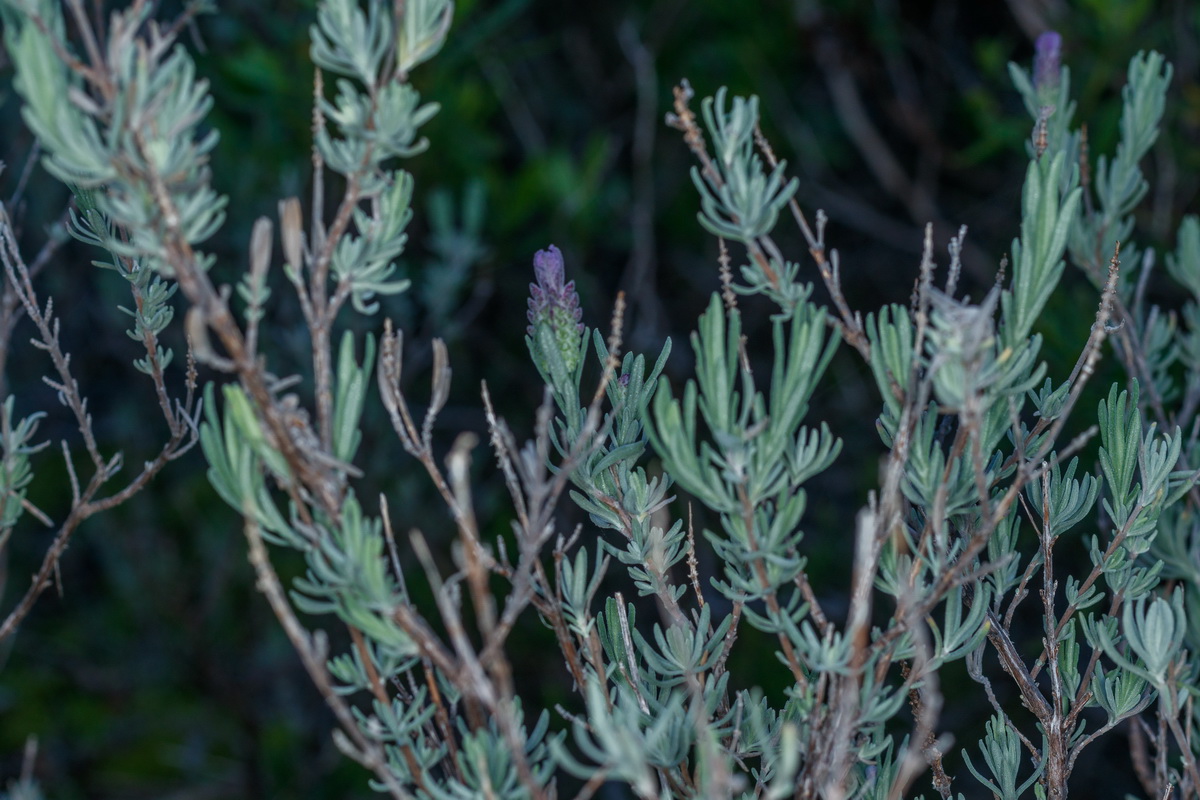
0,0,1197,797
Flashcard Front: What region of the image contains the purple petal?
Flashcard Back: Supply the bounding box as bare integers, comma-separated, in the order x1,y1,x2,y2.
532,245,565,293
1034,31,1062,93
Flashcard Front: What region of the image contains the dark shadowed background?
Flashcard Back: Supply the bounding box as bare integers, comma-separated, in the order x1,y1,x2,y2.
0,0,1198,797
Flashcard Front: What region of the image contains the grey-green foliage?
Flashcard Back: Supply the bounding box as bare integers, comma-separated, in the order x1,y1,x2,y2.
7,1,1200,798
1001,147,1081,343
0,398,46,534
1166,216,1200,407
692,88,798,246
1070,52,1172,276
311,0,430,312
0,7,210,745
5,0,225,275
331,173,414,313
0,777,42,800
648,289,840,604
419,181,488,333
1094,590,1187,690
961,715,1045,800
70,187,181,374
582,34,1195,800
685,85,809,312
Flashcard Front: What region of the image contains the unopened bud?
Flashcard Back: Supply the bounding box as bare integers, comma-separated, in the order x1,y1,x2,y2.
1034,31,1062,95
526,245,585,374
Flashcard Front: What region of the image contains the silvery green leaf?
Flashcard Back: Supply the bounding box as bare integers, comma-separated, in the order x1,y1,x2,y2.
874,536,914,601
605,518,688,600
1105,51,1171,212
1098,382,1142,513
596,596,634,684
929,582,991,664
767,302,835,426
427,710,556,800
559,544,608,638
764,722,800,799
1135,306,1180,405
853,736,901,800
1147,504,1200,585
986,507,1024,599
1137,422,1181,508
1064,575,1102,612
1092,662,1152,723
9,1,227,274
734,573,806,629
793,621,852,675
291,493,417,657
331,172,415,314
198,384,293,543
857,673,908,729
310,0,391,84
552,681,659,798
1166,215,1200,299
962,714,1045,800
647,313,739,512
865,303,913,426
0,398,48,530
594,334,672,451
1024,457,1098,536
568,487,622,531
1002,149,1082,342
1111,561,1163,599
395,0,453,76
692,293,740,437
328,644,419,695
9,5,115,184
1069,51,1170,279
733,257,811,314
1029,377,1070,420
332,331,375,463
1122,590,1186,687
372,82,439,159
692,89,798,245
902,410,977,518
1093,591,1186,689
635,604,730,681
1057,618,1083,702
1162,464,1200,507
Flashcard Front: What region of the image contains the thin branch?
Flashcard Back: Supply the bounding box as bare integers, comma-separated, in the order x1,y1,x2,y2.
243,517,413,799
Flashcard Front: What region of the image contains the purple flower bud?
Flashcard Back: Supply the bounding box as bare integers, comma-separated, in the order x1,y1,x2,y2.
527,245,585,373
1034,31,1062,94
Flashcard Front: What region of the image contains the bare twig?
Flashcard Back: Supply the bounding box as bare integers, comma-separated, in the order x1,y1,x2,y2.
243,517,414,800
0,206,198,644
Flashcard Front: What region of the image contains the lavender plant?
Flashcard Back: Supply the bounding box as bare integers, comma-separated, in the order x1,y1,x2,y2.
0,0,202,655
3,2,1200,799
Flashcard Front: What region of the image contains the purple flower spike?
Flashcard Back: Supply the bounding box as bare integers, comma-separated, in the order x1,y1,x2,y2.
532,246,567,301
527,245,583,335
527,245,585,374
1034,31,1062,94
